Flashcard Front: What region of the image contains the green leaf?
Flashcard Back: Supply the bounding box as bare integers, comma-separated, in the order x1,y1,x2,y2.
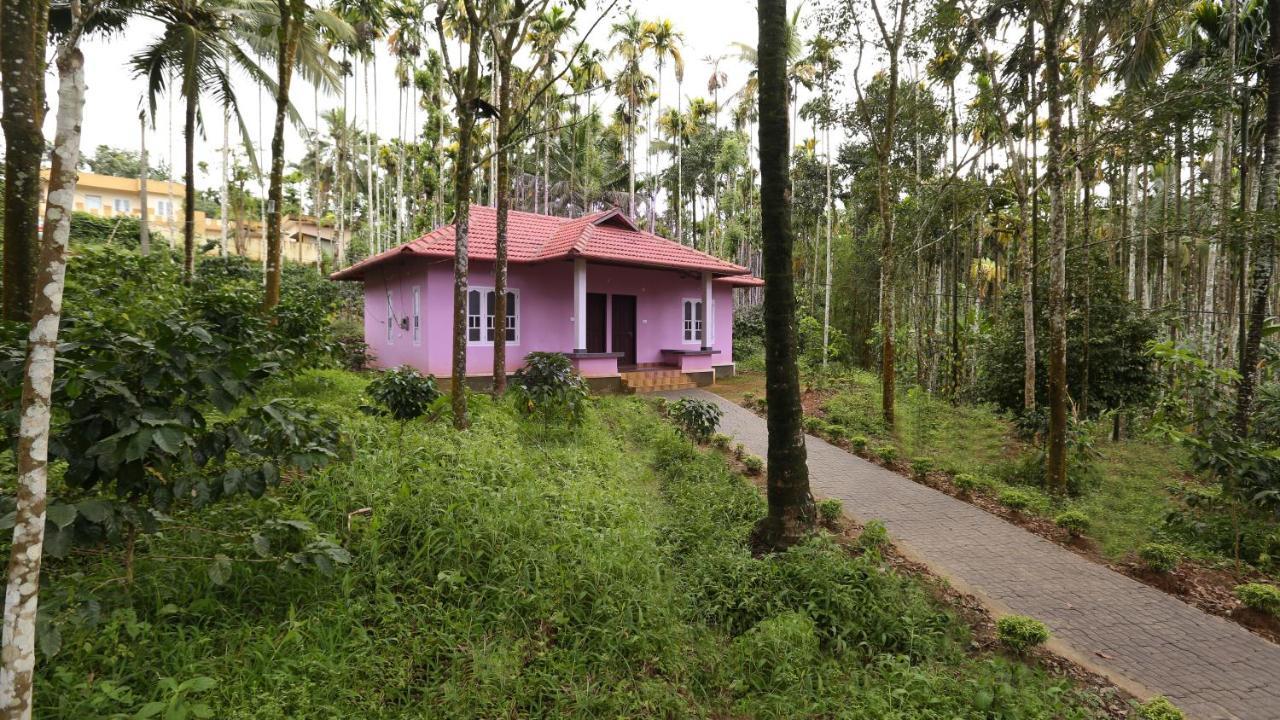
178,676,217,693
77,498,112,524
133,701,167,719
46,504,77,529
0,511,16,530
36,619,61,658
189,703,214,719
207,555,233,586
251,533,271,558
124,428,154,463
44,525,73,559
153,427,185,455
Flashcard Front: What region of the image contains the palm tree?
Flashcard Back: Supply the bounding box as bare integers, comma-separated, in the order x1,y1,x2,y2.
530,5,574,215
569,48,608,215
133,0,263,282
641,18,683,232
754,0,813,552
610,12,649,216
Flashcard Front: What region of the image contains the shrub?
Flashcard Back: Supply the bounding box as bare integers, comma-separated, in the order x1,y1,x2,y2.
996,615,1050,653
1138,696,1185,720
998,488,1033,512
364,366,440,422
953,473,980,495
1234,583,1280,615
804,416,826,434
669,397,724,442
511,352,590,425
729,611,820,694
910,457,933,480
876,445,899,464
334,334,374,371
858,520,889,550
1054,510,1091,537
1138,543,1181,573
817,498,843,525
849,435,869,454
733,443,747,461
741,391,757,408
742,455,764,476
710,433,732,450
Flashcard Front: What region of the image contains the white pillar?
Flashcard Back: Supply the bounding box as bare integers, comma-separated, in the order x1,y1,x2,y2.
574,258,588,352
702,272,713,351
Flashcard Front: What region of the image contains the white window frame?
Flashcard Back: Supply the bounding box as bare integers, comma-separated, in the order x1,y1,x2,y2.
411,286,422,346
682,298,703,345
156,199,173,218
113,198,131,213
708,298,716,345
385,289,395,345
84,194,103,212
466,286,520,346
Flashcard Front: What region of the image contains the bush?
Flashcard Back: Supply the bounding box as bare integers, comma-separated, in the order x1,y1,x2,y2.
804,416,827,435
1054,510,1091,537
998,488,1033,512
817,498,843,525
996,615,1050,653
850,435,869,454
1138,696,1185,720
1138,543,1181,573
953,473,980,495
669,397,724,442
858,520,889,550
876,445,899,464
511,351,589,425
334,334,373,371
729,611,820,694
733,443,747,461
1234,583,1280,615
742,455,764,476
910,457,933,480
364,366,440,422
710,433,733,450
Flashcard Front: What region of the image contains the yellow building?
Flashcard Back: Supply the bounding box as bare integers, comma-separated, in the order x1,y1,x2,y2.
39,169,347,266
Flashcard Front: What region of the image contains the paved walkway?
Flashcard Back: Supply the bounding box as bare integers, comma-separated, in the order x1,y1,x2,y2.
668,389,1280,720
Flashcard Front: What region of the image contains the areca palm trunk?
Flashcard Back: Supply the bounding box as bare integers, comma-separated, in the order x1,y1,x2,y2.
1043,0,1069,494
493,51,513,392
183,82,198,281
140,113,152,256
264,0,302,311
1235,0,1280,435
753,0,813,552
0,0,48,322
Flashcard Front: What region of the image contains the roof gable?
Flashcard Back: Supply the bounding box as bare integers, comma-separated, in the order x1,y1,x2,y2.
331,205,749,281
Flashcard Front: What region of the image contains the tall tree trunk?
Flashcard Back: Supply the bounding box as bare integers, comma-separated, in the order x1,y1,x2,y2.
264,0,301,311
1235,0,1280,435
0,0,48,322
140,113,152,256
752,0,813,552
493,51,513,393
1043,0,1069,494
0,30,86,719
183,87,198,281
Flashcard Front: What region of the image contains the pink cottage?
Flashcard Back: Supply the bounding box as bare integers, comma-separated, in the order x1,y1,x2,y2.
331,205,763,391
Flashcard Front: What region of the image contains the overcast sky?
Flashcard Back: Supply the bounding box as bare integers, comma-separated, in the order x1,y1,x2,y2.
40,0,781,197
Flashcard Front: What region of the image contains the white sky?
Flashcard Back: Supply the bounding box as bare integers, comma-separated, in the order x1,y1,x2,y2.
39,0,781,198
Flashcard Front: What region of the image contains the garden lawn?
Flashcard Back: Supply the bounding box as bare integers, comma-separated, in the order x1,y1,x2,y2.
31,369,1116,719
718,369,1193,563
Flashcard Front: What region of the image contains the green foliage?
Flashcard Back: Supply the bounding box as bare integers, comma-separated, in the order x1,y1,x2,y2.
710,432,733,450
71,211,143,247
131,676,218,720
732,303,765,363
910,457,934,480
849,434,869,454
954,473,981,494
858,520,889,550
1234,583,1280,615
742,455,764,475
363,366,440,421
998,488,1033,512
1138,695,1185,720
1054,510,1091,537
996,615,1050,653
668,397,723,442
1139,543,1181,573
798,315,845,367
728,611,821,694
510,351,590,425
875,445,898,464
817,498,843,524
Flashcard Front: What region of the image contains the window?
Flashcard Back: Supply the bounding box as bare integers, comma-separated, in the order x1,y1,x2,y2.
156,199,173,218
84,195,102,212
466,287,518,345
682,299,703,344
113,198,131,213
385,289,395,344
411,286,421,345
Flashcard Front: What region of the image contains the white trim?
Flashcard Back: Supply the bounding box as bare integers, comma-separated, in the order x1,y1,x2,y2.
411,285,421,346
385,289,394,345
466,286,520,346
681,297,704,345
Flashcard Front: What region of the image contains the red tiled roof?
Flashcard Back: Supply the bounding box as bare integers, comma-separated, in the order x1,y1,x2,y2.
330,205,750,280
716,274,764,287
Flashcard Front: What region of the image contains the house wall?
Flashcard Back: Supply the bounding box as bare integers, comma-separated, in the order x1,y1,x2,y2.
361,257,735,378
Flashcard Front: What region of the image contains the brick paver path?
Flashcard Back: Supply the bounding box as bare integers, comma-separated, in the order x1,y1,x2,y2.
669,389,1280,720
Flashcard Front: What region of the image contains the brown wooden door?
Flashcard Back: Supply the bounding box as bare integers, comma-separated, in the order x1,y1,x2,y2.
611,294,637,367
586,293,607,353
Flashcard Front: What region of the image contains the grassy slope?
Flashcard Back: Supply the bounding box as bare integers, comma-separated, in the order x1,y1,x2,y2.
35,370,1113,719
713,370,1190,561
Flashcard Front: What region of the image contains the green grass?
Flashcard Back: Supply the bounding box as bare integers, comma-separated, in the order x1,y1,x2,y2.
728,369,1195,563
30,369,1118,718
